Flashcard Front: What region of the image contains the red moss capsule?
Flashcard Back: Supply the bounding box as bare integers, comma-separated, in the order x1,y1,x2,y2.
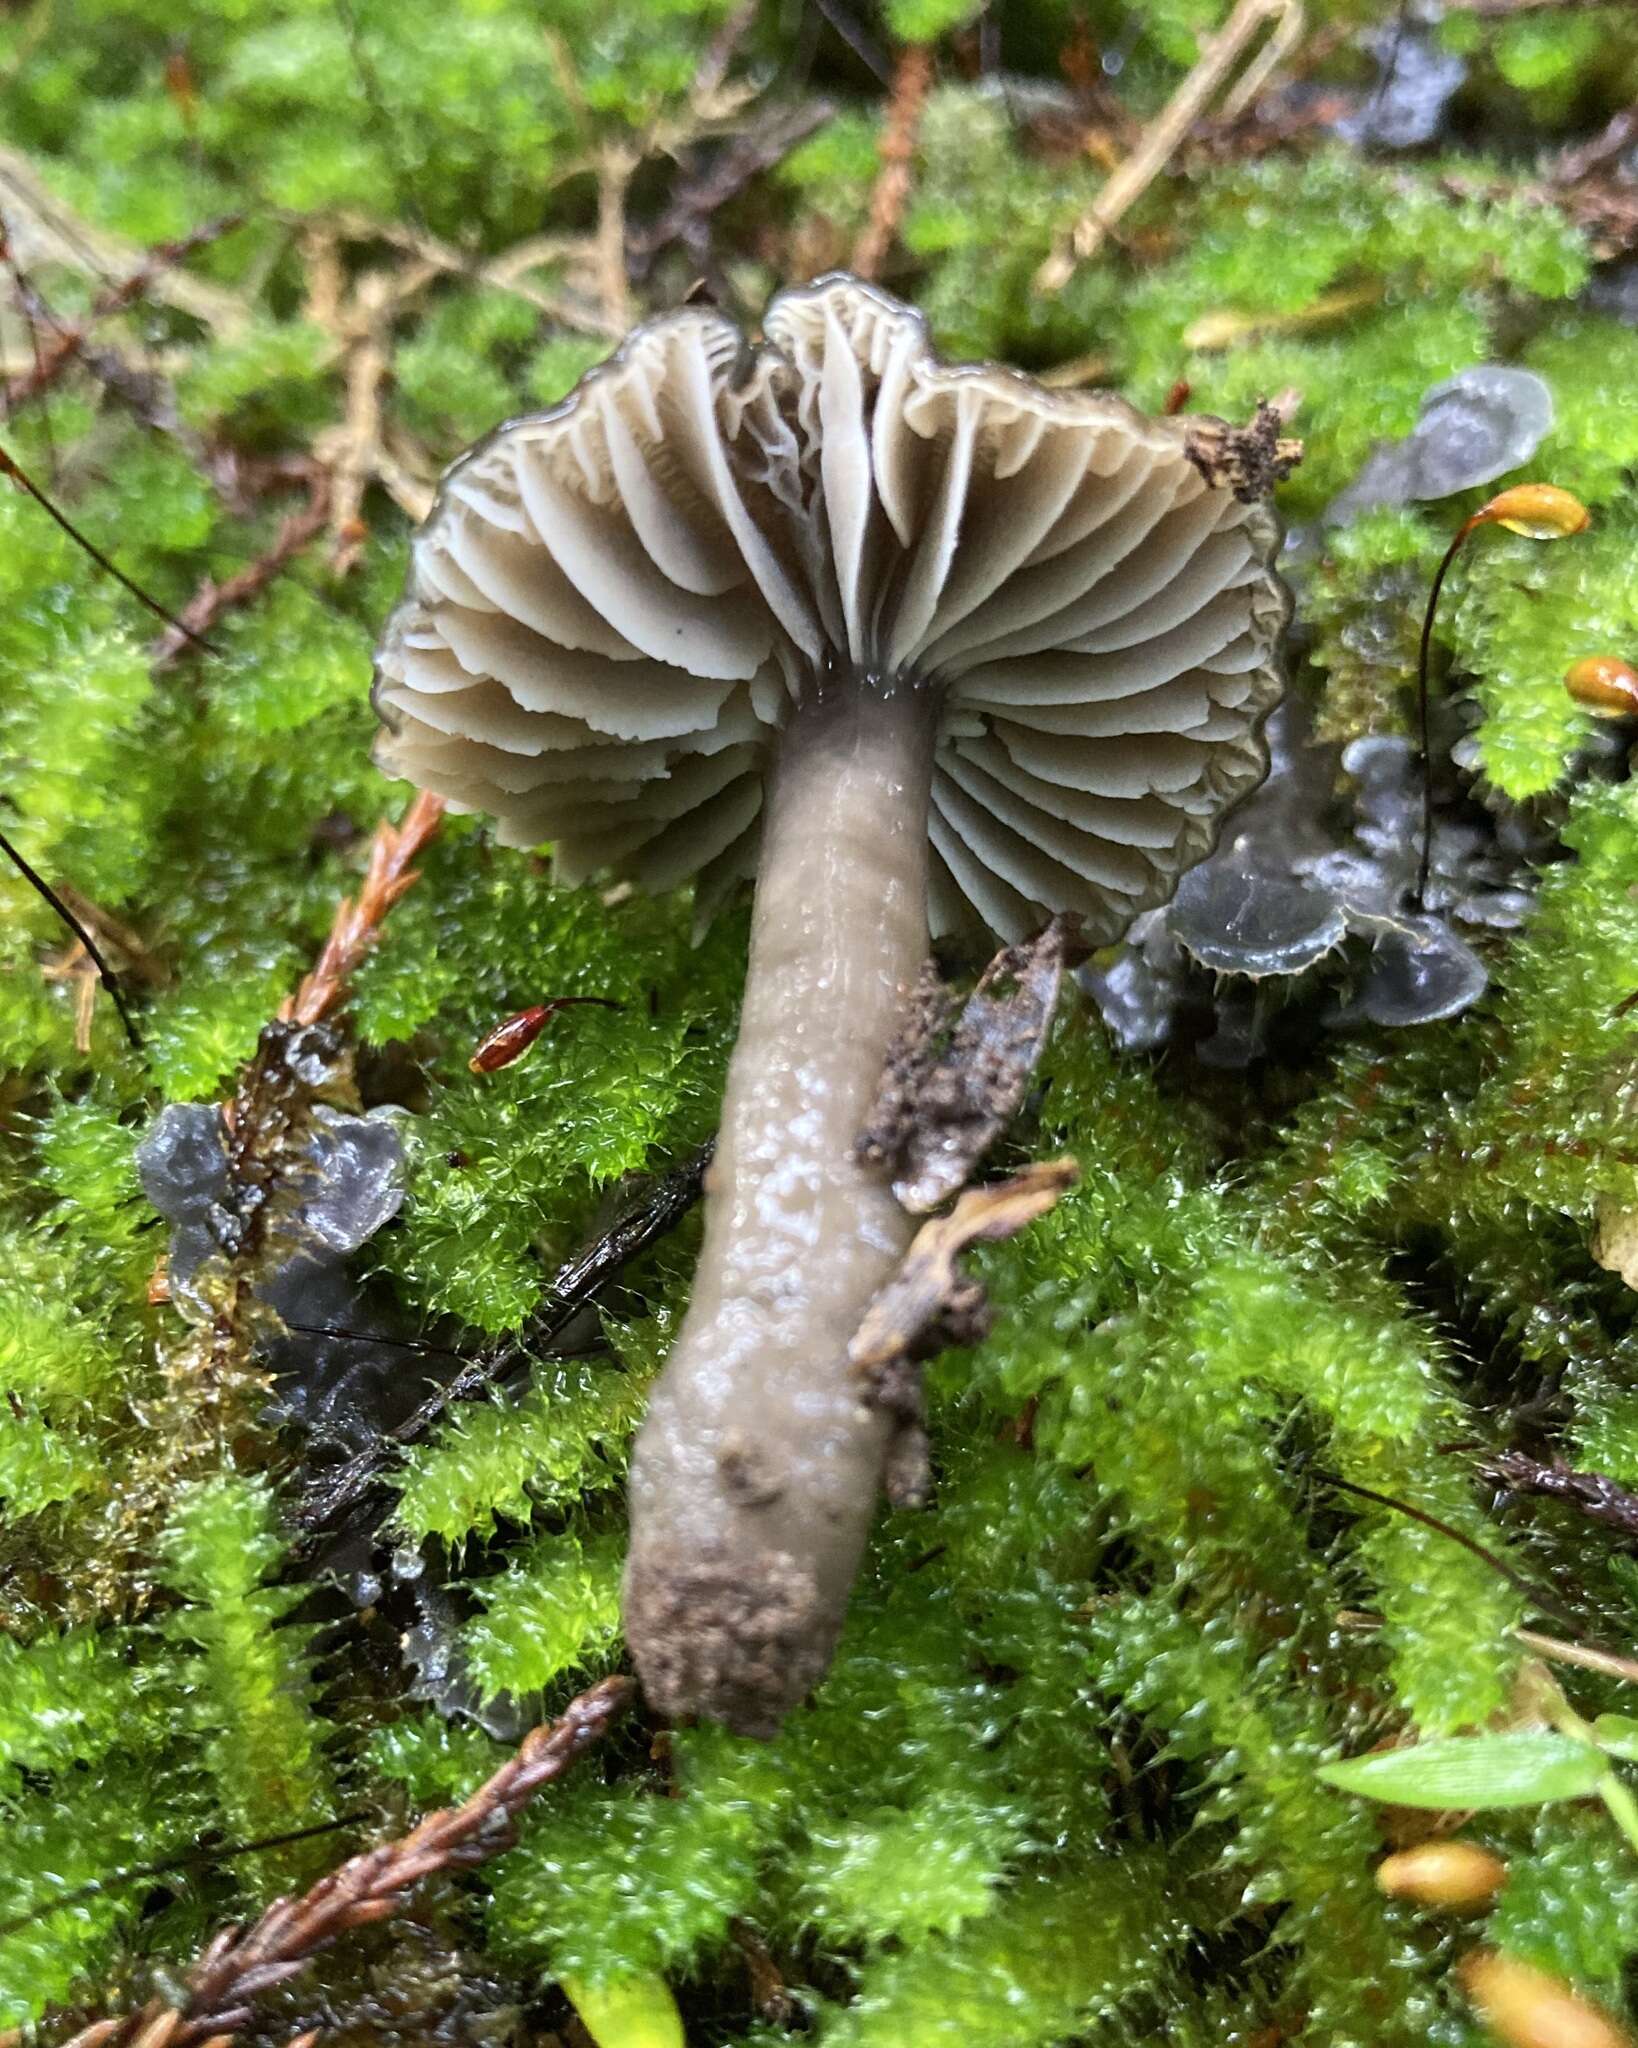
468,997,621,1074
1376,1842,1506,1910
1565,655,1638,719
164,47,199,127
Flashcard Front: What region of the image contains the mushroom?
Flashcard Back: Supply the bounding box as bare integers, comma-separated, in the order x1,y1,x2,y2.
373,274,1290,1735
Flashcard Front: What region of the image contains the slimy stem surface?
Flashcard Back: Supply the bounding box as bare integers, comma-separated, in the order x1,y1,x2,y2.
624,674,936,1734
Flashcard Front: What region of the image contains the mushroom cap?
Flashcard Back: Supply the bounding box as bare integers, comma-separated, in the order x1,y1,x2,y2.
374,274,1290,945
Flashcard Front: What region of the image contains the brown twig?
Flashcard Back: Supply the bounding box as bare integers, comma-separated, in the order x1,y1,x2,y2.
0,826,145,1051
1035,0,1304,292
0,442,220,653
627,99,834,284
2,212,243,409
593,146,637,334
56,1678,633,2048
1446,0,1612,13
0,147,251,336
849,1157,1081,1508
851,43,934,282
293,1142,713,1538
280,789,447,1029
152,462,333,665
312,268,395,571
1480,1451,1638,1540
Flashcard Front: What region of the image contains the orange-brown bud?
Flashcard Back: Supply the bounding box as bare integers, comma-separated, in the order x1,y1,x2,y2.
1376,1842,1506,1910
1459,1949,1636,2048
1565,656,1638,719
1469,484,1592,543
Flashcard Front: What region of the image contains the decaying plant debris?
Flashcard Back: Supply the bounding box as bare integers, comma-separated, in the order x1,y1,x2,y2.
10,2,1638,2043
55,1677,630,2048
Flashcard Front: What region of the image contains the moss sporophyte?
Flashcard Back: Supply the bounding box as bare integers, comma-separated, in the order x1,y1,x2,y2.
372,274,1291,1732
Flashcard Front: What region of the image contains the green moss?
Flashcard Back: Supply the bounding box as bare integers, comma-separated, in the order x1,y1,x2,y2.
8,1,1638,2038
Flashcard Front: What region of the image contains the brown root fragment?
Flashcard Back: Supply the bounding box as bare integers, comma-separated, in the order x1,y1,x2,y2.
1184,398,1304,503
849,1158,1080,1508
53,1678,631,2048
855,917,1075,1213
850,1158,1080,1381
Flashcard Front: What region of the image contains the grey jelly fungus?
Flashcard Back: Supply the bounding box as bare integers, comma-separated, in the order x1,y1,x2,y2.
372,275,1291,1734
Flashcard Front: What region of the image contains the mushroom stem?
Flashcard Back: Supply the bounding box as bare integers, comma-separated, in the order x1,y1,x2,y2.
624,672,937,1735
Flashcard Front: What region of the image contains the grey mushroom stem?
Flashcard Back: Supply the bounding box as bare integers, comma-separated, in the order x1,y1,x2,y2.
624,670,939,1735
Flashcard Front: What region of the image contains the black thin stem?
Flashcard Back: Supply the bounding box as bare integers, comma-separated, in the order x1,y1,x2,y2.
1414,521,1470,911
0,1811,370,1937
0,820,143,1050
0,442,220,654
292,1142,711,1541
1321,1469,1581,1630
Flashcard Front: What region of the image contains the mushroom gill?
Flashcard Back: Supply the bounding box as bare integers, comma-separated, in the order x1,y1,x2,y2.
373,274,1290,1734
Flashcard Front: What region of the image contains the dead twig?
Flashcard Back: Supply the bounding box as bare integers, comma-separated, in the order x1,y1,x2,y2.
152,462,333,665
2,212,243,410
293,1142,713,1538
0,442,220,653
627,99,834,285
312,268,396,570
593,145,638,334
0,148,251,336
851,43,934,282
849,1158,1080,1506
0,824,145,1051
1446,0,1612,13
1514,1628,1638,1689
56,1677,633,2048
1035,0,1304,292
299,212,617,337
281,789,447,1030
1480,1450,1638,1540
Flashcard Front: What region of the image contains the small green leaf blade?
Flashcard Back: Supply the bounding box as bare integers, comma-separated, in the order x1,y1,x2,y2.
1318,1733,1606,1810
1593,1715,1638,1765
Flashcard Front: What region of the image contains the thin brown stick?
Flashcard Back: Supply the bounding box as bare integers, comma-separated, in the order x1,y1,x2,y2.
280,789,446,1029
1035,0,1304,292
851,44,933,282
0,442,219,653
55,1678,633,2048
2,213,243,409
0,148,251,336
152,463,333,665
593,146,637,333
1480,1450,1638,1540
1514,1628,1638,1688
313,269,393,573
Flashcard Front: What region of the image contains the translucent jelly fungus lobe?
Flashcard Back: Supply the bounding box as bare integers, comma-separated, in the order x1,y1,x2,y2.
372,275,1290,1732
